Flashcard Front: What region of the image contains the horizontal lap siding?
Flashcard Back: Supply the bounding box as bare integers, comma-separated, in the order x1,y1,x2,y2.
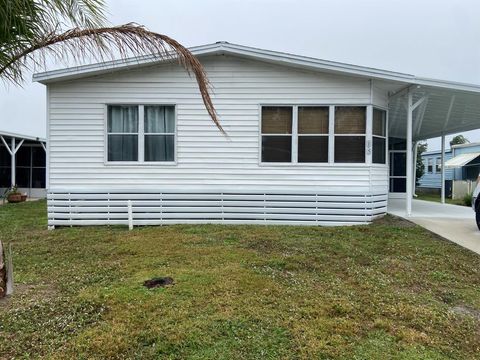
48,55,380,192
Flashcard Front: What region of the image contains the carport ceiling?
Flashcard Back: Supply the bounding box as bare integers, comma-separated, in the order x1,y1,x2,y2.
389,86,480,141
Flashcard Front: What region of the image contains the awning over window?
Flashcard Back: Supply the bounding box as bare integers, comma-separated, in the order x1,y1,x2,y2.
444,152,480,168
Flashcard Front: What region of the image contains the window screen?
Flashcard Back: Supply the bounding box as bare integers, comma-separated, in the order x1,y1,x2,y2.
262,107,292,134
144,106,175,161
298,106,329,163
335,136,365,163
107,105,139,161
261,107,293,162
372,108,387,164
335,107,366,134
334,106,366,163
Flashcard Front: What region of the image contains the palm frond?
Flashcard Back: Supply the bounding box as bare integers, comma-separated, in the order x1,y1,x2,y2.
0,23,223,132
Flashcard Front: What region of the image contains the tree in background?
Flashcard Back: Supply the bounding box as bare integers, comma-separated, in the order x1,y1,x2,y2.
416,142,427,184
0,0,222,131
450,135,469,147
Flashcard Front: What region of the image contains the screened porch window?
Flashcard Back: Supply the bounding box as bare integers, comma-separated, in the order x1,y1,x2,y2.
298,106,329,163
372,108,387,164
261,106,293,162
107,105,175,163
334,106,366,163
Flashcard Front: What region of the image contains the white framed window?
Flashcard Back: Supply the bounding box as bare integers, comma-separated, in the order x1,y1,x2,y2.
435,157,441,173
297,106,329,163
372,108,387,164
107,105,139,162
260,106,330,163
106,104,175,163
427,158,433,173
260,105,384,165
144,106,175,162
261,106,293,163
334,106,366,163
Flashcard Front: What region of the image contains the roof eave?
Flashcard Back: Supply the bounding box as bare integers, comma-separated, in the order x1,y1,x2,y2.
0,130,46,142
33,42,417,85
32,42,480,95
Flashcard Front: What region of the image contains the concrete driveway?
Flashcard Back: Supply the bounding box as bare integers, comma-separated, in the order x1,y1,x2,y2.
388,198,480,255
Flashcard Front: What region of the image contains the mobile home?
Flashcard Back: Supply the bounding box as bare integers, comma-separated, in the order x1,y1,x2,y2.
33,42,480,227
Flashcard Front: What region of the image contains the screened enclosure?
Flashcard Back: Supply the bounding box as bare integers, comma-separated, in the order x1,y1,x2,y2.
0,134,46,197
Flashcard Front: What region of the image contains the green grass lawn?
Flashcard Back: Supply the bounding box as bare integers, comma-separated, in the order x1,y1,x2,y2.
0,200,479,359
415,193,468,207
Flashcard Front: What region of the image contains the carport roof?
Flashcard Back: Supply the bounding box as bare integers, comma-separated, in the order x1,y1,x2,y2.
388,85,480,141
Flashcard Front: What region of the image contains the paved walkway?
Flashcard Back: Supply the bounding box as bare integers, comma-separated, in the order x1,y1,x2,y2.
388,198,480,255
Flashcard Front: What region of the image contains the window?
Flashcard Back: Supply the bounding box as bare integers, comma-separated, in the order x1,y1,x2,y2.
107,105,138,161
261,106,330,163
427,158,433,173
0,145,10,187
261,106,293,162
260,105,384,165
334,106,366,163
144,106,175,162
107,105,175,163
435,158,441,173
372,108,386,164
298,106,329,163
11,144,46,189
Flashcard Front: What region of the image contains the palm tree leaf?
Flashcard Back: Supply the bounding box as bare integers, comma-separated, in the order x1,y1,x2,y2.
0,23,223,132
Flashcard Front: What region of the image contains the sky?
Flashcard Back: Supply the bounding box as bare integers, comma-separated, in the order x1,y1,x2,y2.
1,0,480,150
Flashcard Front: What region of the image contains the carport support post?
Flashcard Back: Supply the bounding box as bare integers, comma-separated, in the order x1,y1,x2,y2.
412,141,417,196
406,90,413,216
10,138,15,187
441,134,446,204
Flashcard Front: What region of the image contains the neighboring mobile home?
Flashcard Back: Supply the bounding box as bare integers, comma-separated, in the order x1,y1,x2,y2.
418,149,453,193
446,142,480,181
33,42,480,228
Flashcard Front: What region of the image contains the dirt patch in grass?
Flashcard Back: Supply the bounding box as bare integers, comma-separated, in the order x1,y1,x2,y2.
373,214,416,227
451,305,480,321
143,276,174,289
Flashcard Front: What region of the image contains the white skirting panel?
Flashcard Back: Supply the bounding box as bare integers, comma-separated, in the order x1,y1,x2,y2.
47,190,388,227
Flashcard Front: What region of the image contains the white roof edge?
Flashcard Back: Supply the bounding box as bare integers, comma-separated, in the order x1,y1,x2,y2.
451,141,480,149
444,152,480,168
32,41,480,93
33,41,416,84
422,149,452,156
0,130,46,142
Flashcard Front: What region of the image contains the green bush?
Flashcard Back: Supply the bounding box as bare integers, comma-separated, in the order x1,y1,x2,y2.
463,192,473,207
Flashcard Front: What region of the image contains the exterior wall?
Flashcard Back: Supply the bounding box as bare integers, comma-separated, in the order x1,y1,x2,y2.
418,151,453,189
371,83,389,109
46,55,390,226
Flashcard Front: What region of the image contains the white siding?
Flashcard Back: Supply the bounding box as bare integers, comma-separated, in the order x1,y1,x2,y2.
372,84,389,109
47,55,390,226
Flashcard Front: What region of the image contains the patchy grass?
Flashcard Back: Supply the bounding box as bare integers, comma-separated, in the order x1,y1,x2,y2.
0,200,479,359
416,193,468,207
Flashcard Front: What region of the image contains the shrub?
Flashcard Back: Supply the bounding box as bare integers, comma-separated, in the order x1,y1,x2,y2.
463,192,473,207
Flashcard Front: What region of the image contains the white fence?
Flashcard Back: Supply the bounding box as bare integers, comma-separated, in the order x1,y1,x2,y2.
452,180,474,200
47,190,388,227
